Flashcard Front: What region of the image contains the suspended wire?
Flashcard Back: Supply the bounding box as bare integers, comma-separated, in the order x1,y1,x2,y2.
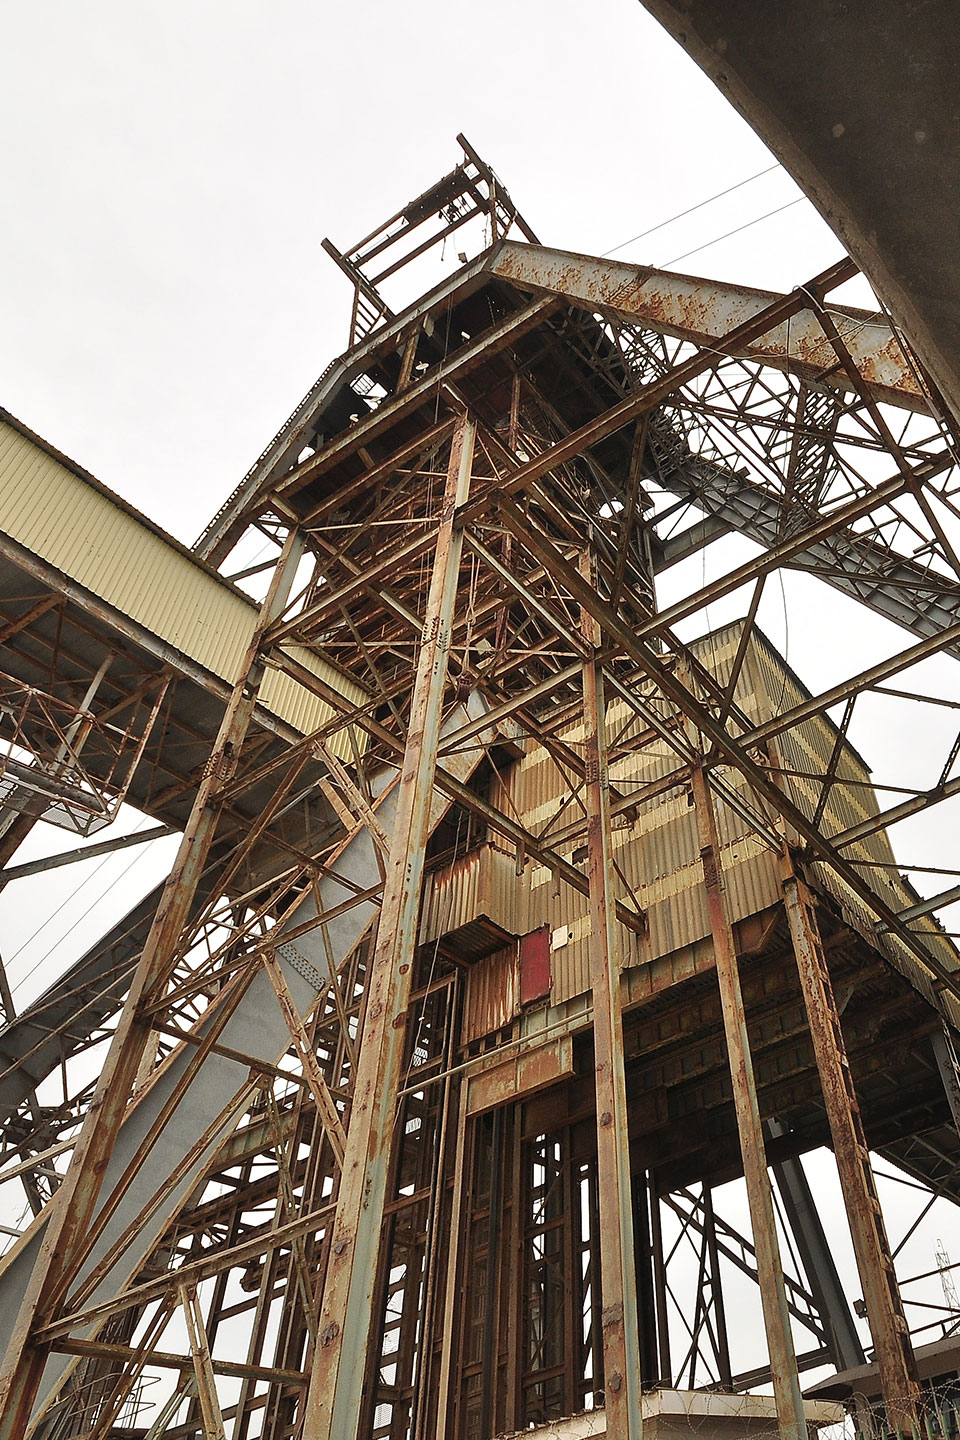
7,825,169,998
5,816,161,966
660,196,806,269
602,163,781,258
775,565,791,712
5,842,124,968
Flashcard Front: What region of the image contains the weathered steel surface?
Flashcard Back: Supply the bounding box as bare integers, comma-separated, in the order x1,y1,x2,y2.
0,689,490,1423
769,1121,866,1373
304,417,478,1440
782,862,920,1431
465,1034,573,1115
691,765,806,1440
519,924,551,1006
653,451,960,664
488,241,928,413
581,565,644,1439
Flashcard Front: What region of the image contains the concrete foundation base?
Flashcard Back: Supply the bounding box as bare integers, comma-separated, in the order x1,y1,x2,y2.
503,1389,845,1440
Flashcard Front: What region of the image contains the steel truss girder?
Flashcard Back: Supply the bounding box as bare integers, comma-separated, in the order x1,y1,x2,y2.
5,196,960,1440
487,241,931,413
485,241,960,657
653,444,960,658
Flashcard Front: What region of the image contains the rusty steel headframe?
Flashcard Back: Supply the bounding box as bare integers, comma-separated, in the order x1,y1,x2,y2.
1,141,960,1440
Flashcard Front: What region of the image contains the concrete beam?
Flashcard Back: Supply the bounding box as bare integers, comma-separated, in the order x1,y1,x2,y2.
634,2,960,422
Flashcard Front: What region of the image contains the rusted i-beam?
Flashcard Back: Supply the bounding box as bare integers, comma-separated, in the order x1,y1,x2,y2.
262,952,347,1167
581,550,644,1438
690,764,806,1440
303,415,476,1440
781,855,920,1434
180,1283,228,1440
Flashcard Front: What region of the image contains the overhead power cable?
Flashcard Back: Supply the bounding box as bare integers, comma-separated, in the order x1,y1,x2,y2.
660,196,806,269
603,162,781,258
7,825,168,998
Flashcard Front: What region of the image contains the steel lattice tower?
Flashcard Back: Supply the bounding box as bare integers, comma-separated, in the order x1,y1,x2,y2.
1,138,960,1440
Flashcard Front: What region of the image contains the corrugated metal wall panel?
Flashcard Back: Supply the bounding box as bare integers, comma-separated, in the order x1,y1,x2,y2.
443,621,956,1031
0,419,366,753
420,844,522,945
461,943,519,1046
540,879,591,1004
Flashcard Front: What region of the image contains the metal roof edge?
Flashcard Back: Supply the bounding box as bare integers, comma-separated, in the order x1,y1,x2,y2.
0,407,261,607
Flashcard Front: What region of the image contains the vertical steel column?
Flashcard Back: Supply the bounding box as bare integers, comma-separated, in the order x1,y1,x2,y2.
701,1187,733,1389
631,1176,661,1389
648,1179,672,1386
580,560,644,1440
690,764,806,1440
434,1085,470,1440
180,1283,227,1440
305,415,475,1440
768,1118,866,1372
781,857,920,1433
479,1108,504,1440
0,529,306,1440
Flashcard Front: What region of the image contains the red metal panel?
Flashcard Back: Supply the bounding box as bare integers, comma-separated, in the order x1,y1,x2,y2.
519,924,551,1006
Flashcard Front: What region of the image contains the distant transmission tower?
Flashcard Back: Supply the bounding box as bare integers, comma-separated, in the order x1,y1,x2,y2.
936,1239,960,1335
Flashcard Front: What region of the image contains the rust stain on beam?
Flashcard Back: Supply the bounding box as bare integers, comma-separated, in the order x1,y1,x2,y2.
488,240,928,413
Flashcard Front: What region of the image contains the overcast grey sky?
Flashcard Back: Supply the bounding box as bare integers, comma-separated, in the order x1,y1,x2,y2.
0,0,851,543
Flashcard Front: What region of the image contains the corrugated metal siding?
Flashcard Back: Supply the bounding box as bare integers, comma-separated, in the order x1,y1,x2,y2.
453,621,956,1036
456,628,789,1029
461,943,519,1045
0,419,366,752
420,844,521,943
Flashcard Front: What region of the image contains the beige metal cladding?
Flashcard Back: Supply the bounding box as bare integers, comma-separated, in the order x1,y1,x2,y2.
0,417,367,753
451,621,957,1038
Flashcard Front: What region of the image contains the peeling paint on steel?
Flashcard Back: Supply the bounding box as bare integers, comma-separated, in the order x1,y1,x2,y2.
489,242,928,414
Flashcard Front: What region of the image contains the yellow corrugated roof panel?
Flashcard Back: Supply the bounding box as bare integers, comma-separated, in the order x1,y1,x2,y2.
0,415,367,741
